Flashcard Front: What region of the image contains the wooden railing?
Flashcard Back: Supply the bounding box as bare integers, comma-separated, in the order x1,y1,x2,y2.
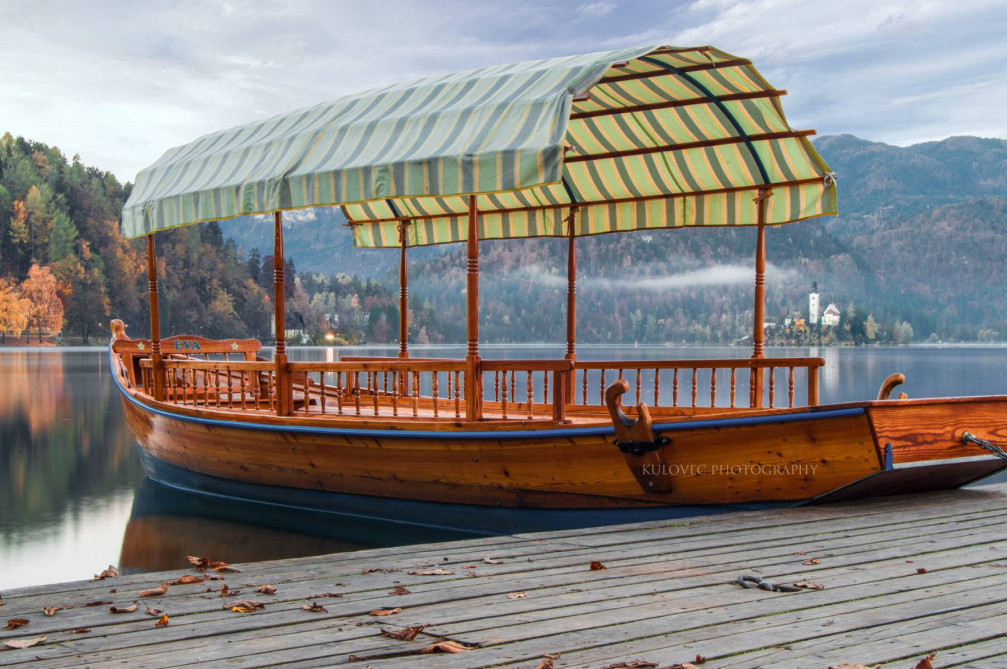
118,338,822,420
571,357,823,410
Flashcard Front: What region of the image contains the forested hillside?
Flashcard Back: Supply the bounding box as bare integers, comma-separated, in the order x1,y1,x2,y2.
1,132,1004,346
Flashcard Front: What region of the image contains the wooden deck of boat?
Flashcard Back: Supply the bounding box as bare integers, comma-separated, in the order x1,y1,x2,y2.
5,483,1007,668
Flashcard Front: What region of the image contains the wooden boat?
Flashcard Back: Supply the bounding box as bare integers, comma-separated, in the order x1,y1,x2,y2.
110,45,1007,525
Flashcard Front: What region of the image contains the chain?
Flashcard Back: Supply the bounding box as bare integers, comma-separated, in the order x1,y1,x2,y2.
962,432,1007,460
735,574,803,593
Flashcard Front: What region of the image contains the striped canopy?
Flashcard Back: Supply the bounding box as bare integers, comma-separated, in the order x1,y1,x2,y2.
121,45,836,247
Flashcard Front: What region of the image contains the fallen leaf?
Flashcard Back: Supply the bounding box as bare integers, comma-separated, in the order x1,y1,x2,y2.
167,575,203,585
916,568,928,574
827,664,881,669
257,585,277,595
536,658,555,669
508,592,527,599
463,564,478,569
61,628,90,634
388,585,411,595
138,584,168,597
307,592,343,599
381,625,427,641
802,558,821,565
42,607,61,617
361,568,399,574
219,584,232,598
419,639,477,653
482,557,503,564
155,613,169,627
369,607,402,616
109,605,138,614
792,580,825,590
590,561,607,571
301,602,328,613
823,619,835,626
187,555,210,571
694,655,707,665
94,565,119,580
228,600,265,613
794,551,807,555
914,654,936,669
83,600,111,607
144,607,163,616
109,589,116,594
601,661,658,669
408,569,453,576
2,636,45,650
5,619,29,630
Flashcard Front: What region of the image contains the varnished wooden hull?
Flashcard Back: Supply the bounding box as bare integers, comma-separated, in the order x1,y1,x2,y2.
112,349,1007,510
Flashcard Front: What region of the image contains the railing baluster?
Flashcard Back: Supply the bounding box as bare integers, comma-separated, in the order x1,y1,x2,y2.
432,372,440,418
391,371,399,417
319,373,327,414
730,368,736,408
634,371,641,405
527,371,534,420
501,371,509,419
510,372,516,407
411,371,419,417
788,367,795,408
354,372,361,416
336,371,344,415
768,367,775,408
599,369,606,405
581,369,588,406
710,368,717,407
494,371,500,402
371,371,379,415
454,370,461,418
673,368,679,407
654,369,660,406
543,371,550,411
691,368,698,407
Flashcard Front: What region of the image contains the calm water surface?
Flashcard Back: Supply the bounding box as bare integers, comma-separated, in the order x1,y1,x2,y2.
2,345,1006,589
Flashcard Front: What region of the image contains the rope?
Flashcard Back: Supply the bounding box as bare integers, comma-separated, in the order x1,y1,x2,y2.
963,432,1007,460
735,574,803,593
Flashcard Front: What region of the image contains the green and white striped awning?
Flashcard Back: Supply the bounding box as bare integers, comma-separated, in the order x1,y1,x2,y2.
122,45,836,247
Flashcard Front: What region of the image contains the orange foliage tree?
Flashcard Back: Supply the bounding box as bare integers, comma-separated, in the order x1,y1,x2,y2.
0,278,31,342
20,264,64,342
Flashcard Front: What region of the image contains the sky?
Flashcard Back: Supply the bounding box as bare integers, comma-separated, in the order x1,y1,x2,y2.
3,0,1006,181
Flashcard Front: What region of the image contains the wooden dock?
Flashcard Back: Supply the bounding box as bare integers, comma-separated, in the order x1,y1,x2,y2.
5,484,1007,668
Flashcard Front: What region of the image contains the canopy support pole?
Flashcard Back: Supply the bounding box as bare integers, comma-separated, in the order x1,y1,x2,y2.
398,221,409,359
146,234,165,401
565,207,578,404
750,188,771,408
273,212,291,416
465,195,482,421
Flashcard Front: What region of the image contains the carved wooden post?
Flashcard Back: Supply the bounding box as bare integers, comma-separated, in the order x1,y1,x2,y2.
565,207,578,404
465,195,482,420
398,220,409,359
751,188,771,408
273,211,291,415
146,235,166,401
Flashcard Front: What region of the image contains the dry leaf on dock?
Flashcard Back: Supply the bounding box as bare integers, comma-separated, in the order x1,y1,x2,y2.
792,580,825,590
42,606,61,617
109,604,138,614
507,592,527,599
167,575,203,586
256,585,277,595
361,568,399,574
482,557,503,564
2,636,45,650
380,625,426,641
62,628,90,634
802,558,821,565
408,569,453,576
228,600,265,613
301,602,328,613
601,660,658,668
369,607,402,616
5,618,29,630
914,654,936,669
307,592,343,599
138,584,168,597
827,664,881,669
418,639,477,653
144,607,162,616
155,613,169,627
590,561,607,571
94,565,119,580
388,585,411,595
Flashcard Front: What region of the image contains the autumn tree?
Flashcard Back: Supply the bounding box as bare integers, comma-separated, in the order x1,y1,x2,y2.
20,264,63,341
0,278,31,342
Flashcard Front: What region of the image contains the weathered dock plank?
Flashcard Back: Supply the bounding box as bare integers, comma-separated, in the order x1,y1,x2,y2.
3,484,1007,668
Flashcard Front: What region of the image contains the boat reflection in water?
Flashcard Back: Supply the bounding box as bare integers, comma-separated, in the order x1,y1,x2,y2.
119,471,761,574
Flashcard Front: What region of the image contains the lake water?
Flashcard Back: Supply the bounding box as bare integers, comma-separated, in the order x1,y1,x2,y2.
2,345,1006,589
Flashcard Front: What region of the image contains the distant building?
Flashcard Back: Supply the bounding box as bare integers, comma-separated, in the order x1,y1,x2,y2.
822,303,841,327
809,281,820,325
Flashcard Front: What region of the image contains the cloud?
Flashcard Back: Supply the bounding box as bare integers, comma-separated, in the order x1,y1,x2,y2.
529,263,797,291
2,0,1004,181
